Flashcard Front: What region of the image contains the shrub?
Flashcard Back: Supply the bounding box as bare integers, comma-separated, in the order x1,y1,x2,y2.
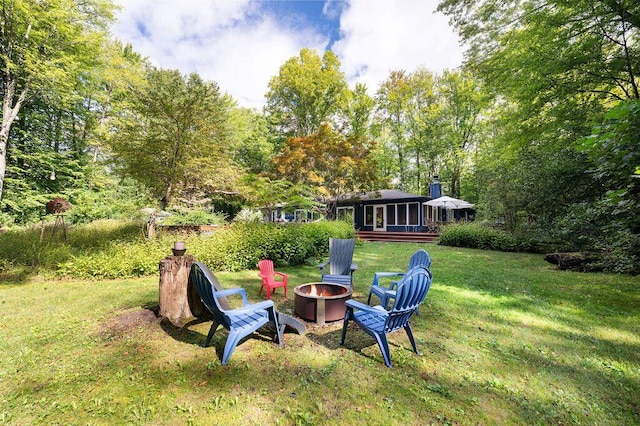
163,209,227,226
55,220,355,278
233,208,263,224
438,222,530,252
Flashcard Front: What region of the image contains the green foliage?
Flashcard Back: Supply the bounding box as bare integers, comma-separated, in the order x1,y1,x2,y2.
374,68,488,197
208,193,244,220
438,222,530,252
265,48,349,138
0,0,116,201
550,202,640,275
33,220,354,278
162,209,227,226
0,220,142,271
194,222,354,272
110,68,236,208
233,208,263,224
227,108,274,174
437,0,639,273
273,124,381,217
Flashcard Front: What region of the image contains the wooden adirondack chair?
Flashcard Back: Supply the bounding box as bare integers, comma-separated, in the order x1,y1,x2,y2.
189,262,282,365
340,266,433,368
367,249,431,308
317,238,358,288
257,259,288,300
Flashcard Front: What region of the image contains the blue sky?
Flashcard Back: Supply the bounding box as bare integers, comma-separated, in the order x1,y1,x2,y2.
112,0,463,108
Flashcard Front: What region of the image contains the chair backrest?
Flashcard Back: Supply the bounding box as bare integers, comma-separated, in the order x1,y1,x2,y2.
328,238,355,276
386,266,432,333
190,262,232,327
408,249,431,270
258,259,275,282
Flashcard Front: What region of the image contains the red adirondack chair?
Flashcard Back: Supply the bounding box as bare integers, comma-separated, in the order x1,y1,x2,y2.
257,259,288,300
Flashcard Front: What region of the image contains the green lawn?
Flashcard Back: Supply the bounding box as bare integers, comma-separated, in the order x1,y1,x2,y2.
1,243,638,425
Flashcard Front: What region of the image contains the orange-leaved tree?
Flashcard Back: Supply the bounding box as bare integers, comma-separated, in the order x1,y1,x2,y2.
273,124,381,218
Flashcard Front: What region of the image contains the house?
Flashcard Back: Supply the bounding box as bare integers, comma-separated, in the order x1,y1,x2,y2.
263,177,474,242
334,177,474,242
336,189,433,233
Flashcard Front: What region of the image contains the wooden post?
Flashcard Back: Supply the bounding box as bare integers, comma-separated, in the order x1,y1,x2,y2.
158,255,206,327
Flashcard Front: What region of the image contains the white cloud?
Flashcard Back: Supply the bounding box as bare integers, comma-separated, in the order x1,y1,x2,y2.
111,0,463,108
112,0,327,108
332,0,464,94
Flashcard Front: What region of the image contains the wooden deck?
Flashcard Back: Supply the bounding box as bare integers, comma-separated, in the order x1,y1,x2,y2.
356,231,438,243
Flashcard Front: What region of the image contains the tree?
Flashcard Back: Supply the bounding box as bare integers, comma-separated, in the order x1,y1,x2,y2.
227,108,274,174
84,40,148,163
273,124,380,217
343,82,375,139
0,0,115,202
239,174,316,220
375,70,413,190
405,68,440,195
265,48,349,139
438,0,640,271
110,69,234,210
436,70,488,198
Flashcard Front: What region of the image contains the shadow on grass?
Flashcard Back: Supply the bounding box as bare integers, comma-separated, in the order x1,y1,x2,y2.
0,267,36,286
160,314,281,365
305,322,406,366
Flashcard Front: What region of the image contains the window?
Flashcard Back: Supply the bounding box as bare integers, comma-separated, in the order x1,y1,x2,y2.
397,204,407,225
386,204,396,225
408,203,419,225
337,207,354,224
295,209,321,222
364,205,374,226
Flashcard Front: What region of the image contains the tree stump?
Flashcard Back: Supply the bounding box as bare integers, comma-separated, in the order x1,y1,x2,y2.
158,255,206,326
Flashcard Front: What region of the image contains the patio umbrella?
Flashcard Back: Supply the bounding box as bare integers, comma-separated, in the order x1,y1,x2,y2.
424,196,474,209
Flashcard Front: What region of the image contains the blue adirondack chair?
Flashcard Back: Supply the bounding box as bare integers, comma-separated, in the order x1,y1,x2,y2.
340,266,433,368
367,249,431,308
317,238,358,288
189,261,282,366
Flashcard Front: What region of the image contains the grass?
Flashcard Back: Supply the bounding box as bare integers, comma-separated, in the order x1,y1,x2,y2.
0,242,638,425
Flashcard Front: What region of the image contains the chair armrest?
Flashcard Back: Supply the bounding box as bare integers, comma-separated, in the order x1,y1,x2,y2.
225,299,274,317
316,260,329,273
274,272,287,280
371,272,404,287
248,300,275,311
215,288,248,306
345,299,389,314
350,262,358,273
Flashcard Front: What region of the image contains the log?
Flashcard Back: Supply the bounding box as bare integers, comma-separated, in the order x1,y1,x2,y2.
158,255,206,326
543,252,603,272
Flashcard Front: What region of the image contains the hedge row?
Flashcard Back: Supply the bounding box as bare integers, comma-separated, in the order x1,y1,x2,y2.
55,221,354,279
438,222,531,252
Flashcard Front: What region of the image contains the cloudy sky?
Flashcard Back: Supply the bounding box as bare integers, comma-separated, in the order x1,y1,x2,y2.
112,0,464,108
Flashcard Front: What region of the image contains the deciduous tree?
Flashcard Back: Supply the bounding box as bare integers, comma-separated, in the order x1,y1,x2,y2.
110,69,234,210
265,48,349,139
273,124,380,217
0,0,115,202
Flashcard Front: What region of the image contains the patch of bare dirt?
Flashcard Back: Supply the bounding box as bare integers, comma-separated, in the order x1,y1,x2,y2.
101,306,161,338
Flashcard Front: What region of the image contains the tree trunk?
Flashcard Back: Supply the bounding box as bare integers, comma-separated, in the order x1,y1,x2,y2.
158,255,206,327
1,77,29,202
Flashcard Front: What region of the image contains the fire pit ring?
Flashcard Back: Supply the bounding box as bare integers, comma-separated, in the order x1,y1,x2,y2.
294,283,352,325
